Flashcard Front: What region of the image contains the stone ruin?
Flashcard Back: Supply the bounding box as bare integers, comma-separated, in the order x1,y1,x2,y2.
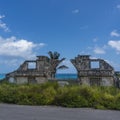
6,54,117,86
71,55,114,86
6,56,65,84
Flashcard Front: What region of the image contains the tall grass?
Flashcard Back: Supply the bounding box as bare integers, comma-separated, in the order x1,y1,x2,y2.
0,82,120,110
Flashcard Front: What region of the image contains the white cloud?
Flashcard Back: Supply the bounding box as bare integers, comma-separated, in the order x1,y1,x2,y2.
110,30,120,37
0,59,21,66
0,22,10,32
72,9,79,14
0,14,10,32
90,56,97,59
0,36,46,59
117,4,120,9
108,40,120,52
93,47,106,54
93,37,98,42
0,15,5,19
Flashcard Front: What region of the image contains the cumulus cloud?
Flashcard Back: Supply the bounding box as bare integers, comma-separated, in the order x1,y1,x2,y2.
0,15,5,19
93,47,106,54
117,4,120,9
110,30,120,37
0,36,45,59
108,40,120,52
72,9,79,14
0,14,10,32
93,37,98,42
0,58,20,66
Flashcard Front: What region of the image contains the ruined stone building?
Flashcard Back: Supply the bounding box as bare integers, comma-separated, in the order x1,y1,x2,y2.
6,55,65,84
6,53,116,86
6,51,66,84
6,50,67,84
71,55,114,86
114,71,120,88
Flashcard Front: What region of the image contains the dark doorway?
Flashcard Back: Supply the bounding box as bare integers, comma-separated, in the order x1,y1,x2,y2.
28,77,37,84
90,77,101,86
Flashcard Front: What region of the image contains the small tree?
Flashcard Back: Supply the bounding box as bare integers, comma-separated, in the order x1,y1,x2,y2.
48,51,67,78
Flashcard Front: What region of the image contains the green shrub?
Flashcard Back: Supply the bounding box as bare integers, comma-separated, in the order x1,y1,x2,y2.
114,93,120,110
97,93,115,109
40,86,57,105
15,83,57,105
54,86,88,107
0,83,120,110
0,84,18,103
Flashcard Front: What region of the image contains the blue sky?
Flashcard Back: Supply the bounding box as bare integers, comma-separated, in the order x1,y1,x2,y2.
0,0,120,73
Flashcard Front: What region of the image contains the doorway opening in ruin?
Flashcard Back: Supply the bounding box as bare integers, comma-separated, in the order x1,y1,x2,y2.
28,77,37,84
90,77,101,86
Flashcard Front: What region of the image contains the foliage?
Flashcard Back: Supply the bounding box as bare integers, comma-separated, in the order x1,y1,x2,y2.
0,82,120,110
48,51,66,78
54,86,88,107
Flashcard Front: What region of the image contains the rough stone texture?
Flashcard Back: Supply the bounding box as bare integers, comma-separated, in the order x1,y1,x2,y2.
16,77,28,84
36,77,48,84
71,55,114,86
81,77,90,85
6,54,116,86
6,54,66,84
6,56,54,84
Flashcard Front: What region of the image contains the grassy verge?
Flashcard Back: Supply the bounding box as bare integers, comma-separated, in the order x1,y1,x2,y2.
0,82,120,110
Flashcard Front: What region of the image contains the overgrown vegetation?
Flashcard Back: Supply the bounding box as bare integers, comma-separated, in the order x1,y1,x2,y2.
0,82,120,110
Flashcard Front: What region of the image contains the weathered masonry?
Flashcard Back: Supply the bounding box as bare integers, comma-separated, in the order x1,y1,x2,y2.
6,51,67,84
6,55,65,84
71,55,114,86
6,53,116,86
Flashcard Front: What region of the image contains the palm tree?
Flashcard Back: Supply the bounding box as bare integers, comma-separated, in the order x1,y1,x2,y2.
48,51,68,78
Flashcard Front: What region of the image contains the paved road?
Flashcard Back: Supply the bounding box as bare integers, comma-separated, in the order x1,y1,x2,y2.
0,104,120,120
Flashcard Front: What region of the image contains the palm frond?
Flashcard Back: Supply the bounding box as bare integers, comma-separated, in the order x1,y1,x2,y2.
48,51,53,59
57,65,69,69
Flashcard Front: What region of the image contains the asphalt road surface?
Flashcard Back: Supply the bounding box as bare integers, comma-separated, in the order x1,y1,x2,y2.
0,104,120,120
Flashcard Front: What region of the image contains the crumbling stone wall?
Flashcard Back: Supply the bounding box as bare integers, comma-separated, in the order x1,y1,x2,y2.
6,56,52,84
6,55,65,84
71,55,114,86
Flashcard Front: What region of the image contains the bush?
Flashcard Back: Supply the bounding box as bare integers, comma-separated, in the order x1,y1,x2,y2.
0,84,18,103
114,93,120,110
54,86,88,107
15,83,57,105
97,93,115,109
0,83,120,110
